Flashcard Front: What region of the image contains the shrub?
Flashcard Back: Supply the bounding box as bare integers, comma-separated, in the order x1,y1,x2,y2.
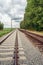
0,22,4,30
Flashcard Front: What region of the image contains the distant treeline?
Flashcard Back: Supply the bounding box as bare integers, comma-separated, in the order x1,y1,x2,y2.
0,22,4,30
20,0,43,31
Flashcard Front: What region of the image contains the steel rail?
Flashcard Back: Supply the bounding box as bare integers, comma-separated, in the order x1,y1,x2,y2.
19,29,43,44
13,31,19,65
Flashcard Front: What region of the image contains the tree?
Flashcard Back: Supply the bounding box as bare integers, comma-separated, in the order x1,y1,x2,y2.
0,22,4,30
20,0,43,31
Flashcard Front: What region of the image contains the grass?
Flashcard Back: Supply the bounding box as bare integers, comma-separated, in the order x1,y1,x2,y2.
0,28,14,37
28,30,43,36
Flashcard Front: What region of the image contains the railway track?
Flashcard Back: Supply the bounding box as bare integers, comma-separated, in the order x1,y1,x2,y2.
0,30,27,65
0,29,43,65
19,29,43,54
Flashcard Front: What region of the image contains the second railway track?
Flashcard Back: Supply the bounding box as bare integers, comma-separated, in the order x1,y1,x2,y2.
19,29,43,44
19,29,43,54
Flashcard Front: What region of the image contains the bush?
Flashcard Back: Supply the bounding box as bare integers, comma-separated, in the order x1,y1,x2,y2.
0,22,4,30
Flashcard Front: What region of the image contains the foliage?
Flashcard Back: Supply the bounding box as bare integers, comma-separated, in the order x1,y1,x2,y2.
20,0,43,31
0,22,4,30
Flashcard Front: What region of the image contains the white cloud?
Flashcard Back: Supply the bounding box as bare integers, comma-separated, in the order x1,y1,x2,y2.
0,14,11,28
0,0,27,28
12,20,20,28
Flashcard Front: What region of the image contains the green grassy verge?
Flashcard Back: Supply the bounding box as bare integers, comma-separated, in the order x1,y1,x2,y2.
0,28,14,37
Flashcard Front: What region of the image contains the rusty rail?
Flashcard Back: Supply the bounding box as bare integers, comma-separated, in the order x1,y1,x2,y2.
13,31,19,65
19,29,43,44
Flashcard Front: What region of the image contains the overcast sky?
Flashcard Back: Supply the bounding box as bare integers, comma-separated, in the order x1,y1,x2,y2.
0,0,26,28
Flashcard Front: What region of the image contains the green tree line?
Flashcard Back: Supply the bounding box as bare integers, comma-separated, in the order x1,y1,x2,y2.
20,0,43,31
0,22,4,30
